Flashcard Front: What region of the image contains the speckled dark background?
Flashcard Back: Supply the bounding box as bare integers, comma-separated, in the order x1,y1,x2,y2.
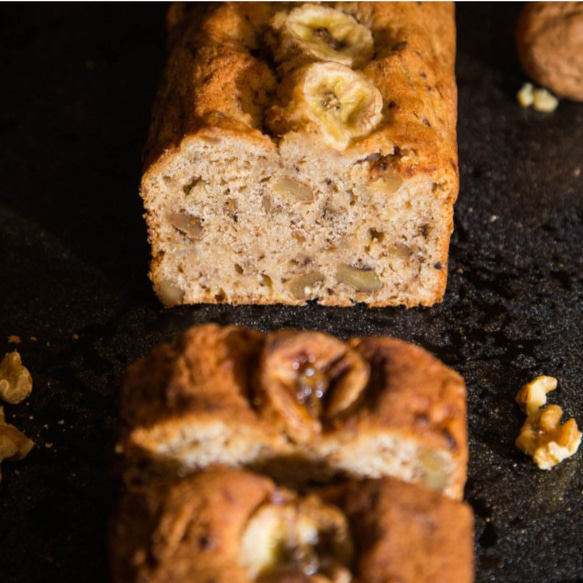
1,3,582,582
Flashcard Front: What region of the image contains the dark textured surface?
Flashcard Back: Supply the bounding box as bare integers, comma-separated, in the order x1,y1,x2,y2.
1,3,582,582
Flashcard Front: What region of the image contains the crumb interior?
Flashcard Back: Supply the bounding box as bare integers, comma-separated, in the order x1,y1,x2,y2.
144,135,450,307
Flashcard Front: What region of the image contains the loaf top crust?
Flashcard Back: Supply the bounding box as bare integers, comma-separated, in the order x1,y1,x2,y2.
143,2,458,201
121,325,465,442
324,477,475,583
110,468,271,583
110,467,473,583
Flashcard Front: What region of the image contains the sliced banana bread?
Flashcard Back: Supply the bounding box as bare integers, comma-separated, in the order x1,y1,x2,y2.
118,324,467,499
141,2,458,307
110,467,474,583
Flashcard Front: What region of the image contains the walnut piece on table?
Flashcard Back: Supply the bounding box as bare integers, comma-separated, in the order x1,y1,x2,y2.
516,375,582,470
0,350,33,404
517,83,535,108
516,83,559,112
532,87,559,112
516,375,557,414
0,407,34,482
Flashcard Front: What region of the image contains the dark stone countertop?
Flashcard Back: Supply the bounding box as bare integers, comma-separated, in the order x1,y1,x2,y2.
1,4,582,582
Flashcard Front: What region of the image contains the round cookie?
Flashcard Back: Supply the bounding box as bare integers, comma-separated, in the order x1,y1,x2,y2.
516,2,583,101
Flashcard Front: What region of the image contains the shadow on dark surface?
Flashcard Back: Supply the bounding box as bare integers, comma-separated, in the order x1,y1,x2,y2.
0,4,168,291
456,3,524,77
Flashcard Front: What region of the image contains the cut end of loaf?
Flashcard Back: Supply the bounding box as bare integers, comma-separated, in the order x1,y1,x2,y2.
119,325,467,499
143,133,454,308
130,421,460,498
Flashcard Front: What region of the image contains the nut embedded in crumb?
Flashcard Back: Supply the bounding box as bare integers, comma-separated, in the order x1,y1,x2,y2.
0,407,35,482
515,375,581,469
0,351,33,404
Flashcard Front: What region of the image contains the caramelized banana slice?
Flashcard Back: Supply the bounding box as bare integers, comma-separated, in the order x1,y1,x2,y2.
239,495,353,583
299,63,383,150
268,4,374,69
258,331,369,443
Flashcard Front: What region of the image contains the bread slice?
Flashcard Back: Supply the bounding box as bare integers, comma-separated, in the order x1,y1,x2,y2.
110,467,474,583
118,324,467,499
141,2,458,307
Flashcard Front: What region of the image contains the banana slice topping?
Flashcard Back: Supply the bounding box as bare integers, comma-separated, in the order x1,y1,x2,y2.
270,4,374,69
239,495,354,583
296,62,383,150
258,331,369,444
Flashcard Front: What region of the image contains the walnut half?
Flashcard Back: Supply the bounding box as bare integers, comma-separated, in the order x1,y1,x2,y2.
0,407,34,481
515,375,582,470
0,351,33,404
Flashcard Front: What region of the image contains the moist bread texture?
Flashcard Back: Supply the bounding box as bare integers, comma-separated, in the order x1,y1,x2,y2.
110,467,474,583
119,324,467,499
141,2,459,307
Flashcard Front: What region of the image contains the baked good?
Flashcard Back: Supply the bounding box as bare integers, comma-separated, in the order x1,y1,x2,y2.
110,467,474,583
516,2,583,102
324,477,474,583
119,324,467,498
141,2,459,307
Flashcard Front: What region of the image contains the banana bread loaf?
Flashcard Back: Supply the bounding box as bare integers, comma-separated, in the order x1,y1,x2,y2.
118,324,467,499
141,2,459,307
110,467,474,583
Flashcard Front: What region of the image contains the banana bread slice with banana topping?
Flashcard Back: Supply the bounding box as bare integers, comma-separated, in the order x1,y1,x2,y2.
142,2,458,307
118,324,467,499
110,467,474,583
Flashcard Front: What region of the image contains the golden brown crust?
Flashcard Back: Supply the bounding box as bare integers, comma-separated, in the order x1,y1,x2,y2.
348,336,468,494
323,478,474,583
111,468,473,583
326,2,458,187
145,2,457,178
110,467,274,583
121,324,263,430
143,3,279,168
118,324,275,476
119,325,467,497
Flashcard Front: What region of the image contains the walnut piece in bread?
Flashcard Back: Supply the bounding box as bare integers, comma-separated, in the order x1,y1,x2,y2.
110,468,474,583
118,324,467,499
141,2,459,307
